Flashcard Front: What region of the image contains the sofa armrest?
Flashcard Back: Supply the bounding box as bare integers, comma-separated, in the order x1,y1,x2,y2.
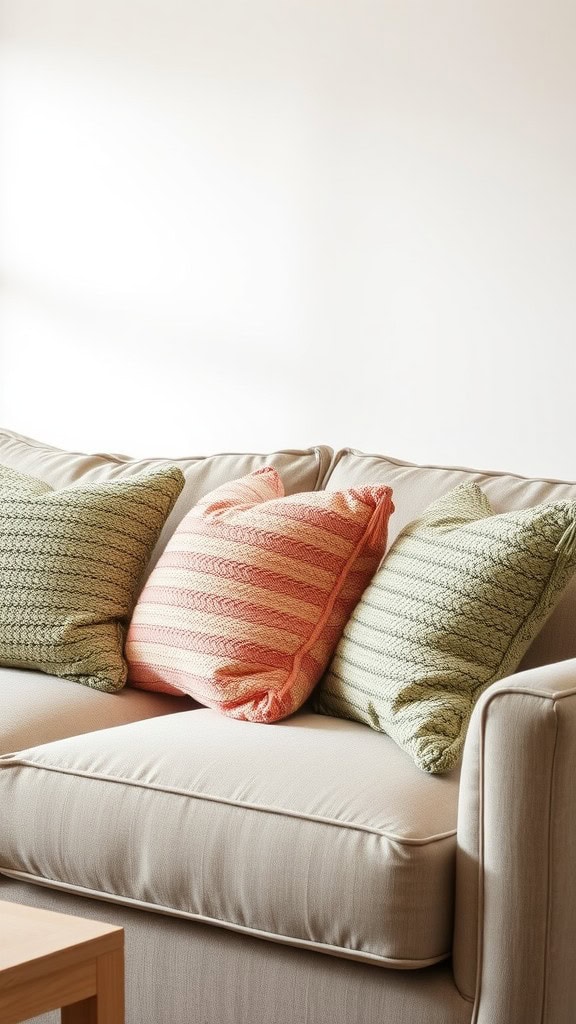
453,659,576,1023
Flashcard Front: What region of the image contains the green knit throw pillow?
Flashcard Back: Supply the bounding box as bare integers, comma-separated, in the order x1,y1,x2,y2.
0,463,184,692
314,483,576,774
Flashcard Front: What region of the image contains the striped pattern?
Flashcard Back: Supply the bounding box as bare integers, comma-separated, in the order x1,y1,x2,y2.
127,467,394,722
315,482,576,774
0,463,184,692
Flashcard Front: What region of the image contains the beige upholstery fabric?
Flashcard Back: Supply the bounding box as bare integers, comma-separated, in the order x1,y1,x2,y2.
325,449,576,670
0,429,332,572
454,658,576,1023
0,881,473,1024
0,667,195,755
0,709,460,967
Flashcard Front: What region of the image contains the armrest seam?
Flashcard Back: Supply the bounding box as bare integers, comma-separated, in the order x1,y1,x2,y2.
541,703,560,1024
469,684,487,1020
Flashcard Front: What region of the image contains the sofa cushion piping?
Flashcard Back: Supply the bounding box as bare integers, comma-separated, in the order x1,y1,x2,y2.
326,448,576,488
0,757,456,846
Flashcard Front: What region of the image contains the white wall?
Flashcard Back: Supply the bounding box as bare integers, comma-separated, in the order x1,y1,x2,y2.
1,0,575,477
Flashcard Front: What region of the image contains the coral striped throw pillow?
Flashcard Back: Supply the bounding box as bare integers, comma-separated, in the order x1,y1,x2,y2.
126,467,394,722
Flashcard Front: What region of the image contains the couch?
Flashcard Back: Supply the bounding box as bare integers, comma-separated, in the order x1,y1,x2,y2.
0,428,575,1024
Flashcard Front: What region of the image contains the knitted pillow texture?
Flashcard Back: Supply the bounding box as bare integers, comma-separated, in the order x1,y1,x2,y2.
0,463,184,692
314,482,576,774
126,467,394,722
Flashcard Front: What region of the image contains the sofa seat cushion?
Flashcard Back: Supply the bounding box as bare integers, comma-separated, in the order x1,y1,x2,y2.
0,709,459,968
0,667,197,754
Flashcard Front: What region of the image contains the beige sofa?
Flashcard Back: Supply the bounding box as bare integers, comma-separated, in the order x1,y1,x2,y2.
0,429,575,1024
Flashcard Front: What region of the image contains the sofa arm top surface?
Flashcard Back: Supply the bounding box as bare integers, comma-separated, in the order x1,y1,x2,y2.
473,656,576,703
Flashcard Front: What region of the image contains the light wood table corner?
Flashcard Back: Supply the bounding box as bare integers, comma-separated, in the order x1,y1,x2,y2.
0,899,124,1024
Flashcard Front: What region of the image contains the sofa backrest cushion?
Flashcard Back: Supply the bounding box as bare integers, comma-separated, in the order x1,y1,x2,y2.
324,449,576,670
0,429,332,574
